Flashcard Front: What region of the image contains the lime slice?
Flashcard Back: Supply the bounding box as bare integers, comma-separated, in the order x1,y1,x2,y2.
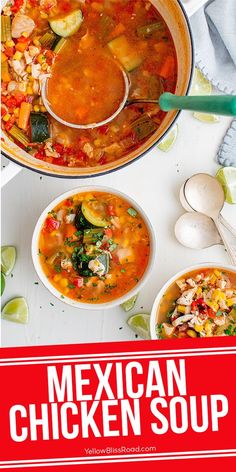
157,124,178,152
121,294,138,312
2,297,28,324
127,313,150,339
216,167,236,204
1,273,5,296
193,112,220,123
190,68,212,96
50,10,83,38
1,246,16,275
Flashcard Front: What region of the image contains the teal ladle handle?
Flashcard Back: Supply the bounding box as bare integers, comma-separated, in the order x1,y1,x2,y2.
159,93,236,116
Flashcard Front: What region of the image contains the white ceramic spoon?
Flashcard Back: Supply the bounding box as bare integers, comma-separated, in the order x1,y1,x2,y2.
175,212,222,249
180,180,236,238
184,174,236,264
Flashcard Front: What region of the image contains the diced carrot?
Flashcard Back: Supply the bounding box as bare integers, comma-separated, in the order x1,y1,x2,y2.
18,102,31,130
65,224,77,239
109,22,125,40
1,52,7,63
15,42,28,52
158,55,175,79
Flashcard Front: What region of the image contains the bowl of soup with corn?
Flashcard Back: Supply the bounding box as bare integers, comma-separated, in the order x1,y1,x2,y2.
32,186,156,309
150,264,236,340
1,0,193,178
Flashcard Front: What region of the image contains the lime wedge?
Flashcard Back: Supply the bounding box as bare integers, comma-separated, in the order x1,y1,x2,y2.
127,313,150,339
157,124,178,152
216,167,236,204
121,294,138,312
1,246,16,276
193,112,220,123
190,68,212,96
2,297,28,324
1,273,5,296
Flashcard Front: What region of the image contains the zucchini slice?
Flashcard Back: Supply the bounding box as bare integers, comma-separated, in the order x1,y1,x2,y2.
30,113,50,143
8,125,30,146
81,200,110,228
108,34,142,72
83,228,104,245
53,37,67,53
49,10,83,38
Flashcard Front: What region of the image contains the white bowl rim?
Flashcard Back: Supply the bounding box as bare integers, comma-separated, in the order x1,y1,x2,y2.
150,262,236,339
32,185,156,310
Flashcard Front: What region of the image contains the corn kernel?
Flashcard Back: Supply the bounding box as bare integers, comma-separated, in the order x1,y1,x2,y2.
60,278,68,288
37,53,46,64
66,246,74,254
212,289,221,301
196,287,202,296
26,65,31,73
40,12,48,18
33,105,40,112
28,76,34,82
22,31,29,38
177,305,186,314
214,269,222,277
187,329,197,338
40,105,47,112
1,52,7,63
3,114,11,122
5,40,15,48
33,38,41,47
50,230,58,237
26,86,33,95
53,274,61,282
94,139,101,147
13,51,23,60
194,324,203,333
206,300,219,311
41,62,48,71
13,108,20,117
227,299,236,307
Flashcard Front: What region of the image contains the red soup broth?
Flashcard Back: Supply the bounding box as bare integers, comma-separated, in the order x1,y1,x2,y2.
38,191,151,303
1,0,177,167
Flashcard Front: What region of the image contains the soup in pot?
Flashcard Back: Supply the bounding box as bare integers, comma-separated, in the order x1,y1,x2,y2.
1,0,177,167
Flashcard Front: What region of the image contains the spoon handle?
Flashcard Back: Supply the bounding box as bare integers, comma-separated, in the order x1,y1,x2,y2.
159,93,236,116
214,219,236,265
219,214,236,239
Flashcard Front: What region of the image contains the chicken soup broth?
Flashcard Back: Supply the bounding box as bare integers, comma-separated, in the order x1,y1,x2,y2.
38,191,150,303
156,268,236,339
1,0,177,167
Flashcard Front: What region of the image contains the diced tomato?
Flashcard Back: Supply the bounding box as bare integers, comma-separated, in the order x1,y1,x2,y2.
17,36,30,44
4,116,15,131
104,228,113,238
1,107,7,117
35,150,46,160
107,204,116,216
4,47,14,58
98,124,109,135
76,150,87,162
207,308,216,319
45,50,55,65
98,155,107,165
1,95,7,104
13,91,26,106
52,157,65,165
6,97,17,109
64,199,73,207
53,143,64,155
44,217,60,233
74,277,84,288
11,0,24,12
64,146,74,156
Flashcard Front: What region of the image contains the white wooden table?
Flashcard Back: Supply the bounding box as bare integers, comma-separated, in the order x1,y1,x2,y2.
2,109,236,347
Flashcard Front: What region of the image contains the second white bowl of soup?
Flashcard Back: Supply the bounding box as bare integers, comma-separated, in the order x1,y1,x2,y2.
150,263,236,340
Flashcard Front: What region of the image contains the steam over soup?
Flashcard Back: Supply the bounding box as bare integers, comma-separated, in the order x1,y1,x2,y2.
38,191,151,303
1,0,177,167
156,268,236,339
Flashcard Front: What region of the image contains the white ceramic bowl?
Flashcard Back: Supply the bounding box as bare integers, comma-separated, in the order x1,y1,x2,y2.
150,262,236,339
32,185,156,310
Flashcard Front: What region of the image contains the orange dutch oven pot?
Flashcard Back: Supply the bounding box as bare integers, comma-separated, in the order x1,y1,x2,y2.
1,0,194,181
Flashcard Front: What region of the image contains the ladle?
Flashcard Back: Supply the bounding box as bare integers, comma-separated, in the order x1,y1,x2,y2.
42,70,236,129
180,180,236,239
184,173,236,264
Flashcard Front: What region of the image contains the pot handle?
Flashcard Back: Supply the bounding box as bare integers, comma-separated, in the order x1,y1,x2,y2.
181,0,209,17
1,160,22,188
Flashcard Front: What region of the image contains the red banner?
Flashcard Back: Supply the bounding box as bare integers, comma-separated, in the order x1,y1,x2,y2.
0,337,236,471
